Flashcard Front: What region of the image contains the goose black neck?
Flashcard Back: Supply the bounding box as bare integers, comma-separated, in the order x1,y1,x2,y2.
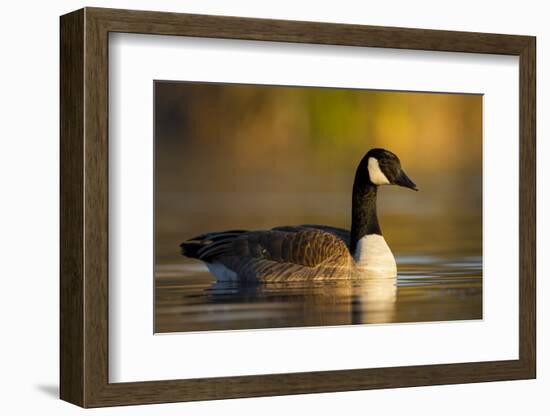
349,181,381,254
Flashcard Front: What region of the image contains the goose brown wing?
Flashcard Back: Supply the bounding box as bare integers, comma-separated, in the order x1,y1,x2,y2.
272,224,350,245
196,228,349,267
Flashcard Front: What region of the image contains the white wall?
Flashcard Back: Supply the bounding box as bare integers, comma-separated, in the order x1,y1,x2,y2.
0,0,545,414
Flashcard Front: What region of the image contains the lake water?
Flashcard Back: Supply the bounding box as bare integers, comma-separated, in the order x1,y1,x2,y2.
154,183,482,333
155,253,482,333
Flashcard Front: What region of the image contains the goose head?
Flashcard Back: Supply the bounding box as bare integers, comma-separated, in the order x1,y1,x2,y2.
350,148,417,277
358,148,418,191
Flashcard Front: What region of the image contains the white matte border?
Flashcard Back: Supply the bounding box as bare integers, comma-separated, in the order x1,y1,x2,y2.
109,33,519,382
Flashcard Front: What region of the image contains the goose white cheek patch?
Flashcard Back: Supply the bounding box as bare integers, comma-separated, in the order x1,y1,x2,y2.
367,157,390,185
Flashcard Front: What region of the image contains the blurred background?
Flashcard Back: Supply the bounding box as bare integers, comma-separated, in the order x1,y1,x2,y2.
154,81,482,267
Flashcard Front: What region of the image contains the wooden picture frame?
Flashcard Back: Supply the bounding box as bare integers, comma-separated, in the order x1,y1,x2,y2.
60,7,536,408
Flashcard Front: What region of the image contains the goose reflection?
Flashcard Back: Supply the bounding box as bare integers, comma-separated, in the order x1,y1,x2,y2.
206,278,398,326
154,256,482,333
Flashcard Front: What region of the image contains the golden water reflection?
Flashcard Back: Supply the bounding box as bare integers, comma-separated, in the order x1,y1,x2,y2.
155,254,481,333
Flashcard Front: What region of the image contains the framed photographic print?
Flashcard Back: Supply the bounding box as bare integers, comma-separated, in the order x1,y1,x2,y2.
60,7,536,408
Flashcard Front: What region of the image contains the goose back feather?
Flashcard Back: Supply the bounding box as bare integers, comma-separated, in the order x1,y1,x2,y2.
181,225,355,283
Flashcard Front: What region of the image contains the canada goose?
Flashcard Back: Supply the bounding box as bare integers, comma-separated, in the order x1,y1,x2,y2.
180,148,417,283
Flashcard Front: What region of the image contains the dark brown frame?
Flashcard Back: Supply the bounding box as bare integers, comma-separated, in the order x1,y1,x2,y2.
60,7,536,408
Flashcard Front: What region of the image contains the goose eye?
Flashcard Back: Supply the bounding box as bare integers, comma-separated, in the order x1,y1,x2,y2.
379,160,393,171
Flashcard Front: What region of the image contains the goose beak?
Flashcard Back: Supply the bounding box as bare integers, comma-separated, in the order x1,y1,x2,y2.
395,169,418,191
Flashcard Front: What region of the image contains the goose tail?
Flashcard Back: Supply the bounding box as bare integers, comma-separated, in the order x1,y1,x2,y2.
180,230,248,261
179,241,203,259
